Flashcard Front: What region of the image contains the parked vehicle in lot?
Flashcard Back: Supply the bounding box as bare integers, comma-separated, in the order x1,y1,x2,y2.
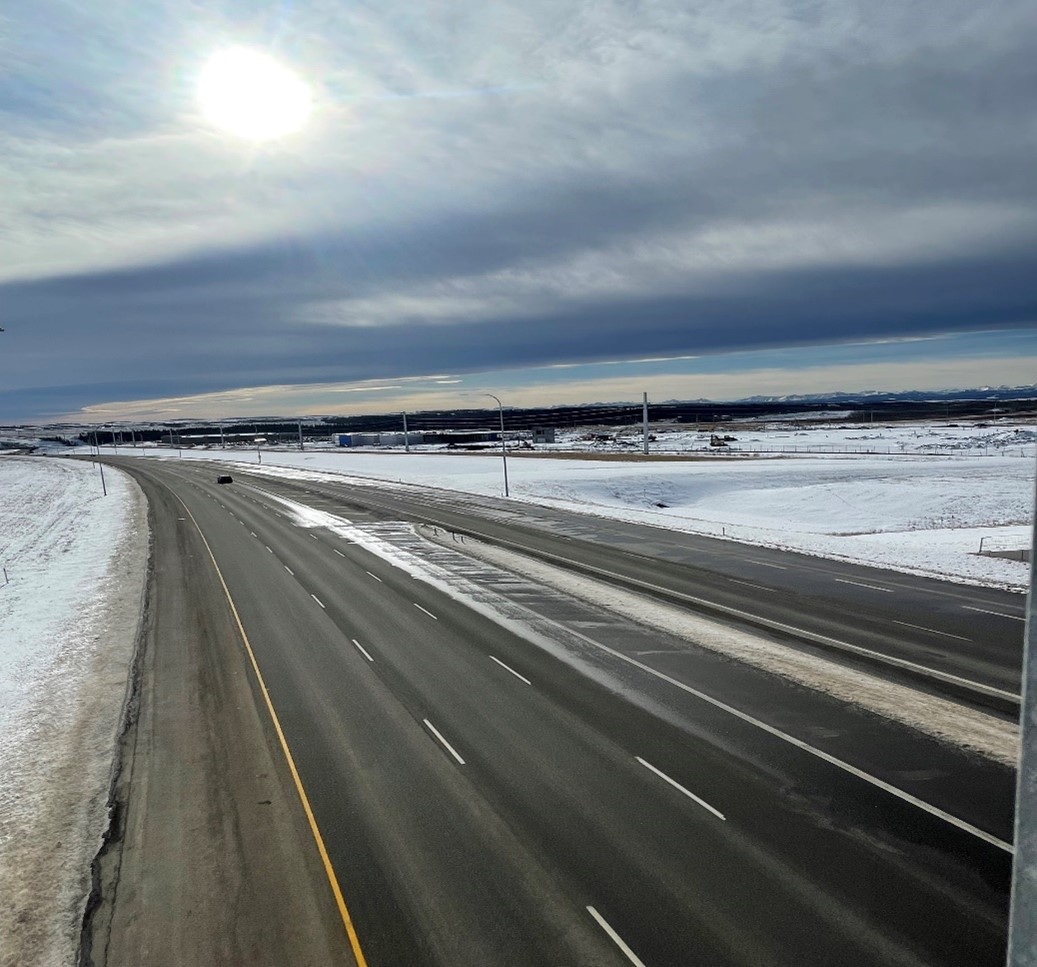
216,475,233,484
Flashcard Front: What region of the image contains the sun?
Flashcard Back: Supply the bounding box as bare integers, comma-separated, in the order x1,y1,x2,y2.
197,47,312,141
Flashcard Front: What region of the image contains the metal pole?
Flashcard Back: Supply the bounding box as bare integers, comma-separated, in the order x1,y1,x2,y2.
298,422,304,451
92,431,107,495
485,394,509,497
1008,446,1037,966
219,423,225,448
403,412,410,453
643,392,649,456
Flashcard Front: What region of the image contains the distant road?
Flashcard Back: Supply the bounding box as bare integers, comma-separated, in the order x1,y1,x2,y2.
94,456,1014,966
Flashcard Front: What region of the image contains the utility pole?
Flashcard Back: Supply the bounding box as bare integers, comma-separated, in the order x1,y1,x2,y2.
643,392,649,456
1008,446,1037,965
403,412,410,452
219,422,225,448
254,424,261,464
298,421,304,451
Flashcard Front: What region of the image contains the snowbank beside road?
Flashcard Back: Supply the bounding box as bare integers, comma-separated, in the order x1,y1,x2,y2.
0,457,147,967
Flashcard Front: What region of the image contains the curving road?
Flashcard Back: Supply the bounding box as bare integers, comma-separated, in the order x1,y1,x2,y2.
88,456,1017,967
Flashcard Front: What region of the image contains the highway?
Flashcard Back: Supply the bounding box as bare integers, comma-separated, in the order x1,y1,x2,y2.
90,455,1018,967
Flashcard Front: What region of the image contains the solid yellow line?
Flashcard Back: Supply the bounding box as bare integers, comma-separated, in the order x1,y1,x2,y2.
176,494,369,967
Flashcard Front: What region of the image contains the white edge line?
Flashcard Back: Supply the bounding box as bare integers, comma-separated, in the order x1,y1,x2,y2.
893,620,971,642
414,603,438,620
490,655,531,685
963,605,1025,621
554,623,1013,853
423,718,465,764
586,907,647,967
366,570,383,582
636,757,725,820
352,639,374,662
835,578,893,593
311,594,325,609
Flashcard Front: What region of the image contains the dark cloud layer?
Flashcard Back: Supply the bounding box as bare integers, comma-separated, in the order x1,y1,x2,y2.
1,0,1035,420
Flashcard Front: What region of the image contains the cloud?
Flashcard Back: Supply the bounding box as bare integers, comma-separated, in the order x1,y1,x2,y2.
1,0,1035,421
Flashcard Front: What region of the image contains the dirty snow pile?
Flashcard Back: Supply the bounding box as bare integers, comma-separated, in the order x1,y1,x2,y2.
0,457,147,967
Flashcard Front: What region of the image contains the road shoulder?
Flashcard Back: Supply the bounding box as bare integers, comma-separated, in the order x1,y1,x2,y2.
81,468,355,966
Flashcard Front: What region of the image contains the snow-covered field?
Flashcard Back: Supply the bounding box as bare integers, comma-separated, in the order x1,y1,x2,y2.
105,418,1034,590
0,458,146,967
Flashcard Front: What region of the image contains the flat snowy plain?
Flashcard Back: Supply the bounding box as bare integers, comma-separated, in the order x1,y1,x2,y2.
0,418,1032,963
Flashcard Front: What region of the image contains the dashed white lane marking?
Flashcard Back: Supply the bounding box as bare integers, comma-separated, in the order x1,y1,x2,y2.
312,534,319,541
284,565,294,576
553,623,1013,852
893,620,971,642
250,531,257,538
729,578,775,592
636,757,725,820
266,546,273,553
414,603,438,620
586,907,647,967
423,719,465,764
746,559,787,570
489,655,531,685
963,605,1025,622
366,570,383,582
352,639,374,662
312,594,325,609
835,578,893,593
334,549,346,557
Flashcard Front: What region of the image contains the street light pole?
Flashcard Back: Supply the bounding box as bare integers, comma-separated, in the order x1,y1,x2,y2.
485,394,509,497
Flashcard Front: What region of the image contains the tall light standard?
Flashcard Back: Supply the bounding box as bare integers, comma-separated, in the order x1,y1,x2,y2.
484,394,509,497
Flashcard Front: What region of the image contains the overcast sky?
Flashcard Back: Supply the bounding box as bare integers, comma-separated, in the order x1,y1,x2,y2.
1,0,1035,423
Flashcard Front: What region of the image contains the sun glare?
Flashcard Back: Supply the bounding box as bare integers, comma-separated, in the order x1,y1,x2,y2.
198,47,312,141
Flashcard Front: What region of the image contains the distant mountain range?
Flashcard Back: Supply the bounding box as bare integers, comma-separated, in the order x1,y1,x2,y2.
728,385,1037,406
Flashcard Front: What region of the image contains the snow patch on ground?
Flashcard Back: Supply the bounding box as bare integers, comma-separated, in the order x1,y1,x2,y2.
0,458,147,967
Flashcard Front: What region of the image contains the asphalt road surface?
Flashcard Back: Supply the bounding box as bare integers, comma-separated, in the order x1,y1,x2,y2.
88,455,1019,966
